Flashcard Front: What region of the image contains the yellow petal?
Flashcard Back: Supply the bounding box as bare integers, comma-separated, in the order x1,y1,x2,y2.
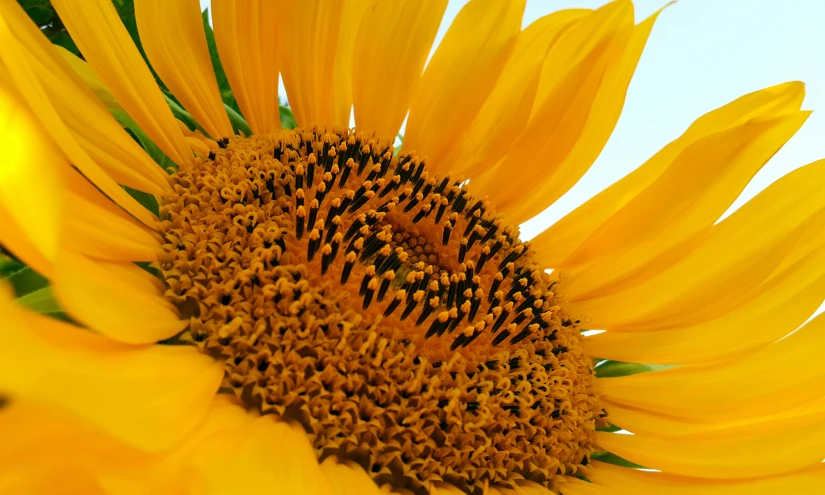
585,460,825,495
403,0,525,165
55,45,123,114
0,202,54,279
185,412,334,494
352,0,447,138
0,284,223,453
320,458,382,495
330,0,371,127
562,110,808,301
436,9,589,177
212,0,280,134
584,240,825,364
506,7,667,223
64,178,162,262
278,0,344,128
531,81,805,268
471,1,634,211
0,5,164,227
599,312,825,424
136,0,233,139
595,397,825,479
52,0,192,166
0,400,190,495
571,159,825,330
53,251,187,344
0,79,64,267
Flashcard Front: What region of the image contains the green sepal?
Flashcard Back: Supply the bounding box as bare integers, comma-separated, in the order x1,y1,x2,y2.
125,186,160,216
590,451,647,469
164,94,207,136
17,286,61,314
226,104,252,137
595,360,668,378
280,105,297,130
114,110,177,171
3,266,48,297
595,424,622,433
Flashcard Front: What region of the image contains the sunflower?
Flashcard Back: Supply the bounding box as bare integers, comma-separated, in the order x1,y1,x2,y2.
1,0,824,493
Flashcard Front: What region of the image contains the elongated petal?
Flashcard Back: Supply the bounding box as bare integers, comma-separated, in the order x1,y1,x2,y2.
436,9,588,177
278,0,344,128
403,0,525,165
531,81,805,267
584,460,825,495
212,0,280,134
584,241,825,364
571,159,825,330
56,45,123,114
320,458,382,495
0,80,64,268
505,7,666,223
473,1,637,214
52,0,192,166
599,312,825,423
595,398,825,479
352,0,447,138
53,251,187,344
185,413,333,494
136,0,233,138
64,188,162,262
0,400,189,494
330,0,371,127
0,284,223,453
0,202,54,279
562,111,808,301
0,3,169,195
0,8,162,227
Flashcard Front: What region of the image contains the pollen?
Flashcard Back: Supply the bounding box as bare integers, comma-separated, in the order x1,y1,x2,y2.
157,127,601,492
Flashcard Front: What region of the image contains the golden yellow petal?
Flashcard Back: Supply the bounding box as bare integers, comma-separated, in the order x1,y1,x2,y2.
135,0,233,139
403,0,525,165
212,0,280,134
52,0,192,166
185,412,334,494
352,0,447,138
599,312,825,424
53,251,188,344
330,0,372,127
0,202,54,279
531,81,805,268
562,110,808,301
0,285,223,453
320,458,383,495
435,8,589,177
55,45,123,114
571,159,825,330
584,239,825,364
471,1,634,212
505,6,667,223
0,79,64,268
279,0,344,128
595,396,825,479
0,7,161,227
584,460,825,495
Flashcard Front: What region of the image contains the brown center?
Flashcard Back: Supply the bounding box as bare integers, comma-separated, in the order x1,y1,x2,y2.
156,127,600,493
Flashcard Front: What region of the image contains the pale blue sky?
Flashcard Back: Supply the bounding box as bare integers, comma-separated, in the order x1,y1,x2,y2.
201,1,825,238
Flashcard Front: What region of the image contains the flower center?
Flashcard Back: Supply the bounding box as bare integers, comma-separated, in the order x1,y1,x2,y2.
157,127,599,492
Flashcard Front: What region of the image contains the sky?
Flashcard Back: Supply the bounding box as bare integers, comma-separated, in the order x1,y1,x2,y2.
201,0,825,238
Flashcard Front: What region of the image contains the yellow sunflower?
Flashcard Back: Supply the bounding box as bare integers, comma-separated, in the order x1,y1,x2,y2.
1,0,824,493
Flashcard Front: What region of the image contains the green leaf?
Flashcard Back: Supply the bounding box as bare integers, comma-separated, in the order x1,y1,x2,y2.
596,424,622,433
594,360,669,378
114,110,176,171
0,252,26,278
280,105,297,130
225,104,252,137
4,266,48,297
17,286,62,314
125,186,160,216
590,451,647,469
